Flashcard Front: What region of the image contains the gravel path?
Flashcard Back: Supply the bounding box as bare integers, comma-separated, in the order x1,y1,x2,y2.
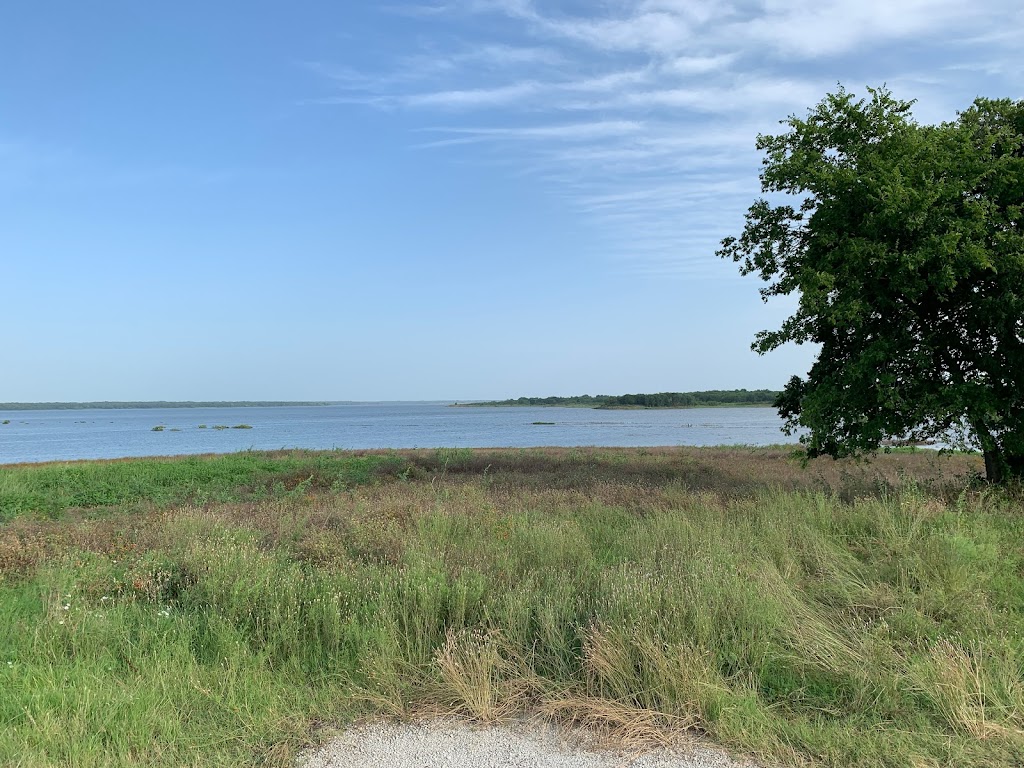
299,719,765,768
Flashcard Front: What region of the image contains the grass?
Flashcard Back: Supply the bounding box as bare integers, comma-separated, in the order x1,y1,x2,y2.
1,447,1022,767
0,450,409,520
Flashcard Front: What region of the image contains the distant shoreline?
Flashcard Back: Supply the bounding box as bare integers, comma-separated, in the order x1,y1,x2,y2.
597,403,774,410
452,389,780,410
0,401,331,411
454,402,776,410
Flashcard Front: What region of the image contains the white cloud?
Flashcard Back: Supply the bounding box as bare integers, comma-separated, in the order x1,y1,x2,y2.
406,81,544,107
561,76,825,114
665,54,737,75
422,120,645,140
540,12,696,54
310,0,1021,276
735,0,980,58
403,43,565,74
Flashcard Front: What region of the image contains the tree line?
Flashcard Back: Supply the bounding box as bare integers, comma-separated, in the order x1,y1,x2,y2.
457,390,779,408
600,390,779,408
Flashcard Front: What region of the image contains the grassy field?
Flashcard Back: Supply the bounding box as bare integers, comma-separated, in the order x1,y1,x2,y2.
1,446,1022,767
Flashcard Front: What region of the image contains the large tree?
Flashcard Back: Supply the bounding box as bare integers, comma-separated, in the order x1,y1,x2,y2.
718,87,1024,482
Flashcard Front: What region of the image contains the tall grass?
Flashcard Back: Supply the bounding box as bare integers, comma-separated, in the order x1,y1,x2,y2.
1,447,1021,767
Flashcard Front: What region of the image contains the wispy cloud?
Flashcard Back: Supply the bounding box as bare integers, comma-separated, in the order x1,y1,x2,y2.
308,0,1022,277
417,119,644,142
406,81,545,107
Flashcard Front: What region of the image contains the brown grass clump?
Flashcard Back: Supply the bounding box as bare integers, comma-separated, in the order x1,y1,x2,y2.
910,640,1024,740
537,696,693,751
431,628,541,722
0,512,161,582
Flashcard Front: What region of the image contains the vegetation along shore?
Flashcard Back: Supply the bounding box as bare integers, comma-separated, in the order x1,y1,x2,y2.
2,446,1022,767
453,389,779,409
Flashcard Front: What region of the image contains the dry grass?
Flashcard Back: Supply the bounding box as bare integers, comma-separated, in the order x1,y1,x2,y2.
537,696,698,751
431,628,540,721
910,640,1024,740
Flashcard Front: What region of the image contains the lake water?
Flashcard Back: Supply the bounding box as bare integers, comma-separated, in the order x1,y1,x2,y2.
0,403,797,465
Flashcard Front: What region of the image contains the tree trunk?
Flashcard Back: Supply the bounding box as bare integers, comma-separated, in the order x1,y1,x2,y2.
983,448,1005,484
981,445,1024,484
970,419,1020,484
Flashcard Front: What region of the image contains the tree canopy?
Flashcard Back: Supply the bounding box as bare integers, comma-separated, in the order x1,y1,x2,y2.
718,86,1024,482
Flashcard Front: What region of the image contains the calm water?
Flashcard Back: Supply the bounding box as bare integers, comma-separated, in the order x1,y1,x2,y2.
0,403,797,465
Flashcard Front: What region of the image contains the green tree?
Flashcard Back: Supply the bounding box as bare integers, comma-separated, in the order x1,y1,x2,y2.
718,86,1024,482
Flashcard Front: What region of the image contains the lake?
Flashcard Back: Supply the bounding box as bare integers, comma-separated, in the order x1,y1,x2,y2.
0,403,797,465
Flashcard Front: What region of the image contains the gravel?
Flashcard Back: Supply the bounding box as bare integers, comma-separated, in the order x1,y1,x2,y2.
299,719,765,768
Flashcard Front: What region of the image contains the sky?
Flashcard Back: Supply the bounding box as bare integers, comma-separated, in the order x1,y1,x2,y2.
1,1,1021,401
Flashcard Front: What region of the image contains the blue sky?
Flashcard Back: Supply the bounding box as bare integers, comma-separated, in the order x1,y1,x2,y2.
2,1,1020,401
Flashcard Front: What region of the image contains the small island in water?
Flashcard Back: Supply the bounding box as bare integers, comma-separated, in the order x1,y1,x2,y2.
452,389,780,409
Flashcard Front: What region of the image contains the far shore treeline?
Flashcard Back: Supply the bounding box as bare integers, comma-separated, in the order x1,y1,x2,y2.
453,389,780,409
0,401,330,411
